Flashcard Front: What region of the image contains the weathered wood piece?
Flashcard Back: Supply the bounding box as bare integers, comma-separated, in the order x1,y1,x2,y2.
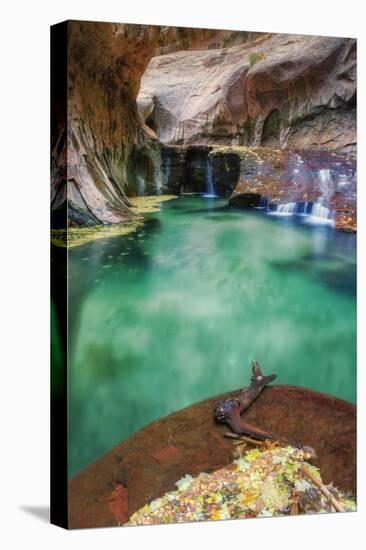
214,360,304,449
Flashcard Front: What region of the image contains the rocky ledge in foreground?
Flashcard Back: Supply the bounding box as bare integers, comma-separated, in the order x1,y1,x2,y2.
68,385,355,529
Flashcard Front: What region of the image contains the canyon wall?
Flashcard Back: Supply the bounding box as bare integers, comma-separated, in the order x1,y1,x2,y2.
51,21,261,226
51,22,356,227
138,33,356,154
51,21,160,226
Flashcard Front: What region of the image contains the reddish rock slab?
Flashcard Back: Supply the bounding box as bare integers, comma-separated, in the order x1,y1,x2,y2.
223,147,356,232
68,385,356,529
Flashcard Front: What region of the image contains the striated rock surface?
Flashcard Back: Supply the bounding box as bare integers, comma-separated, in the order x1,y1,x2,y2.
138,34,356,154
52,23,356,228
51,22,263,227
155,27,264,56
51,21,161,227
68,385,355,529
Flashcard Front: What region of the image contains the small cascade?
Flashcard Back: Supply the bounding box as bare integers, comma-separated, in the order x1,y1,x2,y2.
278,202,297,215
296,201,311,216
304,168,335,226
269,202,297,216
318,168,333,201
255,196,269,210
305,203,334,226
137,175,146,196
311,203,332,219
203,158,217,198
163,156,171,191
267,200,334,226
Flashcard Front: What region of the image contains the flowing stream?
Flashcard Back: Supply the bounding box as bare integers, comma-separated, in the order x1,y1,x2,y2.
203,158,217,197
66,196,356,477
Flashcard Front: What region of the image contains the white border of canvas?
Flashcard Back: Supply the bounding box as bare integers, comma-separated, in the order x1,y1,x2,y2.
0,1,363,548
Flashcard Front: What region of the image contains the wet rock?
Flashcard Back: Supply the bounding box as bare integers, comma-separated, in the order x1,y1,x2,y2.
52,23,356,228
52,24,258,226
161,145,186,194
52,21,161,227
69,385,356,529
210,153,240,196
229,193,262,208
218,146,357,230
184,147,212,193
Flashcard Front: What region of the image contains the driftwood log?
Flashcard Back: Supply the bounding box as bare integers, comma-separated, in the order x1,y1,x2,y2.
214,360,307,449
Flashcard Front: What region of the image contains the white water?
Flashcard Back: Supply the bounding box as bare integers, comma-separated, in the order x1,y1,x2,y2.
255,196,269,210
267,167,335,226
136,175,146,196
305,203,334,226
305,169,335,226
268,201,334,226
268,202,298,216
203,158,217,198
318,168,333,201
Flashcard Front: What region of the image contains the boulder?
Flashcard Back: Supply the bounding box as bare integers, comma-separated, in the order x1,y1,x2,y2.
69,385,356,529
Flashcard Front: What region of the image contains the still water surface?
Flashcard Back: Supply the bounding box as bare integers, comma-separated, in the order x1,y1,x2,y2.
68,196,356,477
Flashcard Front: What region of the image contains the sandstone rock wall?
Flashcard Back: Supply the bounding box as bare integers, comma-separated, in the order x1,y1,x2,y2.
138,33,356,154
51,22,263,226
155,27,264,55
51,23,356,227
51,21,160,227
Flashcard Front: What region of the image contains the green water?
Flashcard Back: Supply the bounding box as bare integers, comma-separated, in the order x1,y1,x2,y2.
67,196,356,477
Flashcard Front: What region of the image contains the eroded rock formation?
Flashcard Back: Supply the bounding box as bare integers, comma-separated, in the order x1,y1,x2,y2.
138,34,356,154
155,26,264,55
51,21,161,227
51,22,262,226
51,22,356,228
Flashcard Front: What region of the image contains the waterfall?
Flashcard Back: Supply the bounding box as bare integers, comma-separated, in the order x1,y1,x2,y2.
203,158,217,198
267,200,334,226
311,203,332,219
303,169,335,226
137,175,146,196
255,196,269,210
278,202,297,214
296,201,311,215
318,168,333,201
266,167,335,226
269,202,297,216
164,156,171,190
305,203,334,226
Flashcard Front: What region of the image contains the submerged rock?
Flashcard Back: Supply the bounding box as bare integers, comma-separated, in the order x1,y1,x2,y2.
229,193,262,208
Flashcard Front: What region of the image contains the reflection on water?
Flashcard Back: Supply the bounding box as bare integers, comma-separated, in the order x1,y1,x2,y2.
67,196,356,477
